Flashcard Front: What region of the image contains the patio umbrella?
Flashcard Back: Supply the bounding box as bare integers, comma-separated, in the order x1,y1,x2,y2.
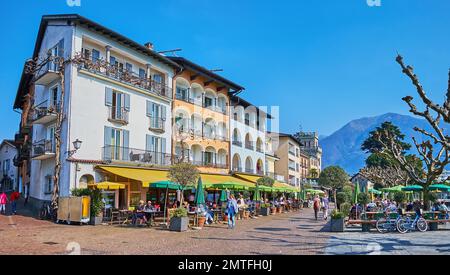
381,185,404,193
150,181,181,226
194,177,206,206
402,185,423,192
368,188,382,195
253,184,262,201
429,184,450,191
209,182,248,191
219,189,228,202
353,182,360,204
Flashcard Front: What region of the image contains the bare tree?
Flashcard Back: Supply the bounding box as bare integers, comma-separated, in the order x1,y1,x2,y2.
359,166,410,188
374,55,450,208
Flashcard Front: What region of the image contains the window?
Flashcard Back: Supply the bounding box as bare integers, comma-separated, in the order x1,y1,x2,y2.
289,160,296,171
204,152,215,165
146,135,167,165
204,97,213,108
2,159,10,175
153,73,163,84
126,62,133,72
92,49,100,62
176,87,189,101
50,86,58,109
296,163,299,172
45,175,53,194
104,127,129,161
139,68,146,79
105,88,130,122
146,101,166,130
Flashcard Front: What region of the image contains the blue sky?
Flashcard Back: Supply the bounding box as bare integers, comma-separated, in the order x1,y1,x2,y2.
0,0,449,142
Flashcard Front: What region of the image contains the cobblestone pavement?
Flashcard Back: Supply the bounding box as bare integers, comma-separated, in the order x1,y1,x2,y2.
0,207,331,255
325,225,450,255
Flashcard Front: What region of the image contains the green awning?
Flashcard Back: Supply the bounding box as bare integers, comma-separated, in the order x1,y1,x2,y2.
429,184,450,191
149,181,181,190
368,188,382,195
402,185,423,192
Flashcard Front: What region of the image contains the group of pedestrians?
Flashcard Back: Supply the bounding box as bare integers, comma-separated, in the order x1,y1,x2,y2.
0,190,20,215
312,194,329,221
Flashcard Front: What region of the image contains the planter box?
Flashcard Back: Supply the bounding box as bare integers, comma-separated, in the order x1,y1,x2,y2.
277,207,282,213
260,207,270,216
271,207,277,215
90,216,103,226
169,217,188,232
330,218,345,232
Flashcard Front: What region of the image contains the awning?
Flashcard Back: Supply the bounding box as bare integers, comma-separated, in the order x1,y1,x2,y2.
234,173,298,192
88,181,126,190
201,174,255,189
97,166,168,187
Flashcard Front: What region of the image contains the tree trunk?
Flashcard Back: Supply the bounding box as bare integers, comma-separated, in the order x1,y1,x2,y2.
333,189,337,210
423,188,430,211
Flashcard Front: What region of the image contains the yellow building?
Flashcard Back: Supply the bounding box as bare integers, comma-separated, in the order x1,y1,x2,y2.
169,57,244,174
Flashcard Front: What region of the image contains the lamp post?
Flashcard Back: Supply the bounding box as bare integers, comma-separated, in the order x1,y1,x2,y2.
68,139,82,189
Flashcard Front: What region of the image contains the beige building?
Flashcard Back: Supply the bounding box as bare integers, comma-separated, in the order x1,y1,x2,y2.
269,133,305,187
295,132,322,177
264,134,282,182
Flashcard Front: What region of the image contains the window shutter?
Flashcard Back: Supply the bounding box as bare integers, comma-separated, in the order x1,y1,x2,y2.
161,138,166,154
105,87,113,106
146,101,152,117
124,94,130,111
110,56,116,65
145,135,151,152
122,130,130,161
57,39,64,57
161,105,166,121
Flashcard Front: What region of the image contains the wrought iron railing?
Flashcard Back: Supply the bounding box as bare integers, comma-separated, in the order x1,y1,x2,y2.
32,139,55,158
108,106,129,124
232,140,243,147
73,52,172,99
149,116,165,132
102,145,171,166
31,100,60,122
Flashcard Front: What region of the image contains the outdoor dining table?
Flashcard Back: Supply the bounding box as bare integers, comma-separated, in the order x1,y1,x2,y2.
143,210,163,226
211,209,222,224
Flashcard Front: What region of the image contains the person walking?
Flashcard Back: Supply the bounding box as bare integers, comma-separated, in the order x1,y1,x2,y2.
313,195,321,221
0,191,8,215
322,195,329,220
226,194,239,229
10,190,20,215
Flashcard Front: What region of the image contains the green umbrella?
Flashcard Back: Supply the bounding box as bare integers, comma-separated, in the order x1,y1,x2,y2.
429,184,450,191
381,185,404,193
219,189,228,202
402,185,423,192
150,181,181,190
305,189,324,195
194,177,205,206
210,182,249,191
253,184,262,201
353,182,360,204
368,188,382,195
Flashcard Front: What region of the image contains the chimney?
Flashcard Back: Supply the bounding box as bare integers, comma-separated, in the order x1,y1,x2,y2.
144,42,154,51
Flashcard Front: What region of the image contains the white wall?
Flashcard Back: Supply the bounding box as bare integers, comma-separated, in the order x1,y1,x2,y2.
0,143,18,191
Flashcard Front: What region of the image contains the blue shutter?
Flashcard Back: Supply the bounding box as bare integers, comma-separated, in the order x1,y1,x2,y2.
92,49,100,62
146,101,152,117
124,94,130,111
105,87,113,106
161,105,166,121
110,56,116,65
146,135,152,152
104,126,112,160
126,63,132,72
122,130,130,161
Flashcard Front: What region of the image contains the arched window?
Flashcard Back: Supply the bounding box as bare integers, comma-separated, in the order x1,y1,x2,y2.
232,154,242,172
245,157,254,174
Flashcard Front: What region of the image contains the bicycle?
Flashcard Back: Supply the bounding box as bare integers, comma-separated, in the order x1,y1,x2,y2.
376,211,402,233
396,211,428,233
39,201,58,222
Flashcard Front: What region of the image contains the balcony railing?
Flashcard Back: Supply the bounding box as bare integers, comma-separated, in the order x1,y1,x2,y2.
176,152,228,169
73,53,172,99
31,100,59,124
256,146,264,153
102,145,171,166
35,57,61,85
232,140,242,147
108,106,129,124
149,116,165,132
245,168,254,174
175,93,228,115
245,142,254,150
32,139,56,160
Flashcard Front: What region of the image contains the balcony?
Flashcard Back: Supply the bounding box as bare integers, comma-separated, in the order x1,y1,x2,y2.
32,139,56,160
31,101,59,125
232,140,242,147
245,142,254,151
35,59,60,86
178,154,228,169
73,53,172,99
175,93,228,115
256,146,264,153
108,107,129,125
149,116,165,133
102,145,171,166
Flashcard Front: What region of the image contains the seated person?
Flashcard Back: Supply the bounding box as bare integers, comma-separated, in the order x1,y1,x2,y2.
132,200,147,225
197,204,214,224
366,202,377,212
145,201,155,211
438,201,449,219
350,204,363,219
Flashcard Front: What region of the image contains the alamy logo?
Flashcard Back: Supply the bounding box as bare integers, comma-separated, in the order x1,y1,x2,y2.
67,0,81,7
367,0,382,7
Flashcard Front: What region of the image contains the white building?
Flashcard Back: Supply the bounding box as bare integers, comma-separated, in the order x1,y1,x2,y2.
14,15,179,209
0,140,18,192
230,96,267,176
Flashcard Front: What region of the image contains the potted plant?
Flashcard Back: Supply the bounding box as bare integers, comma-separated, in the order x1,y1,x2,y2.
260,203,270,216
270,205,277,215
169,208,189,232
277,204,283,213
330,209,346,232
197,215,206,228
72,188,104,226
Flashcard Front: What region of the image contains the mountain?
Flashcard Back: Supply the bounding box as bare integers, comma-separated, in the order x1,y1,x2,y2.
320,113,450,175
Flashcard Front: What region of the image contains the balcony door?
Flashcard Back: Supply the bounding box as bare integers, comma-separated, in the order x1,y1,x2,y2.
104,127,129,161
46,125,56,152
49,86,58,110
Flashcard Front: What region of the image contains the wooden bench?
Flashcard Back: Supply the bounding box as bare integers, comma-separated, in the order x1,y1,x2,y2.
426,219,450,231
346,219,377,232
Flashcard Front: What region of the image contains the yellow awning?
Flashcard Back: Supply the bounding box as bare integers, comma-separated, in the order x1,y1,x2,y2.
234,173,262,183
97,166,168,187
234,173,298,191
200,174,255,189
88,181,126,190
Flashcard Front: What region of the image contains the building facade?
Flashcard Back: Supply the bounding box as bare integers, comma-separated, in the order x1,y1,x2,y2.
0,140,18,192
295,131,322,176
230,96,267,176
13,15,179,210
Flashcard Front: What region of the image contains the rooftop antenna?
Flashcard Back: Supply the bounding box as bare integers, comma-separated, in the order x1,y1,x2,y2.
157,48,182,56
209,69,223,72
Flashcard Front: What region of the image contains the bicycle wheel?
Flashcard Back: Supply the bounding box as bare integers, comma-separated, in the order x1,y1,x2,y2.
376,218,389,233
396,218,409,234
416,218,428,232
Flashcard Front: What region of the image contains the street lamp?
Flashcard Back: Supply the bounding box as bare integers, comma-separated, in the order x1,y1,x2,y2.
68,139,82,157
